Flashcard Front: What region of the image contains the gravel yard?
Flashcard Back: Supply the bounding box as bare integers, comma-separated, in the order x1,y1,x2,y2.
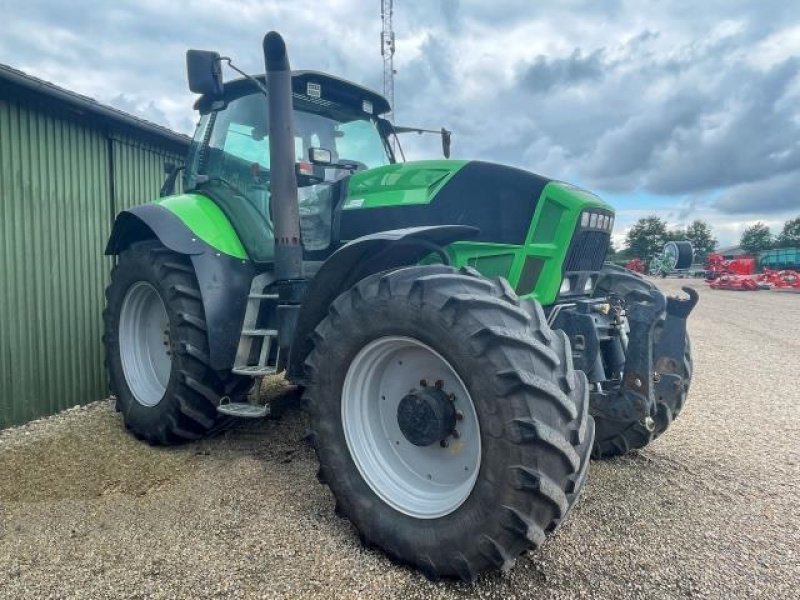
1,279,798,599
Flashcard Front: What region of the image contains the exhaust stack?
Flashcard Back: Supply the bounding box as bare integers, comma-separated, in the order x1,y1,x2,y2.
263,31,303,281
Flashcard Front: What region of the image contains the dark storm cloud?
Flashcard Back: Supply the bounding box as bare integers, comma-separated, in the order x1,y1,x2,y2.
643,58,800,196
518,49,606,94
713,171,800,215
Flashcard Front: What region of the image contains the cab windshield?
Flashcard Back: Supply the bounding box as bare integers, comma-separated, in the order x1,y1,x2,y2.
185,91,391,258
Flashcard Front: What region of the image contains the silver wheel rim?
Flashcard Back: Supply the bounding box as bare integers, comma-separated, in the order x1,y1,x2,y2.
119,281,171,407
341,336,481,519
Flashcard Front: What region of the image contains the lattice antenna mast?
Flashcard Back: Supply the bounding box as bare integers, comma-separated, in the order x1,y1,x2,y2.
381,0,396,120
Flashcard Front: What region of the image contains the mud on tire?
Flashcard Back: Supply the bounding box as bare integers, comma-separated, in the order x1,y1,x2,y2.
305,265,594,581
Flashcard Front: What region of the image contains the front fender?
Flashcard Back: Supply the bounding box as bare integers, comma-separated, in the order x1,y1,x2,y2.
106,203,254,371
286,225,478,381
105,204,206,256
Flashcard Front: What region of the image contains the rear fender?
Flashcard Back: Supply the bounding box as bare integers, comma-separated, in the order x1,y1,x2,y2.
286,225,478,381
106,204,255,371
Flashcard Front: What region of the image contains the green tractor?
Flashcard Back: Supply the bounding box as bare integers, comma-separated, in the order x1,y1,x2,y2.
103,32,697,581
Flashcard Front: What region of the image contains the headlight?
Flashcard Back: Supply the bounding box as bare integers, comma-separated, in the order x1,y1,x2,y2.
560,278,571,293
580,210,615,231
584,276,594,292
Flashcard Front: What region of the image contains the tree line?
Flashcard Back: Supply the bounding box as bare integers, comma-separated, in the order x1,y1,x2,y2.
615,215,800,263
739,218,800,254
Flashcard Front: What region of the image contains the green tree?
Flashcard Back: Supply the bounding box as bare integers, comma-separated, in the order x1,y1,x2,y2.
665,227,686,242
683,220,717,261
625,216,668,261
775,216,800,248
740,222,773,255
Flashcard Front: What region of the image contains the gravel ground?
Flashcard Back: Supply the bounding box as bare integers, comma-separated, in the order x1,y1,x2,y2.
1,279,798,599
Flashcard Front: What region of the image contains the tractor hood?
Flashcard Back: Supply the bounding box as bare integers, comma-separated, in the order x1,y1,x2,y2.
340,159,569,245
343,160,468,209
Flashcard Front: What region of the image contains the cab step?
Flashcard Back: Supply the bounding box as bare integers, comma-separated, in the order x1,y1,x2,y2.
233,274,280,380
231,365,277,376
241,329,278,337
217,401,270,418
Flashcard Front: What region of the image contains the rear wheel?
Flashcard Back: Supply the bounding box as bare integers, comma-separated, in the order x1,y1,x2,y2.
103,240,250,444
305,265,594,581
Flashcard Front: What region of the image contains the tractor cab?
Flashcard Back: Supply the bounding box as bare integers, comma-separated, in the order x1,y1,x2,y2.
183,71,395,262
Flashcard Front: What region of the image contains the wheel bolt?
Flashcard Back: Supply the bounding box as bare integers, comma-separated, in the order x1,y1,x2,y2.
448,393,456,402
439,439,449,448
455,410,464,421
434,379,444,389
420,379,428,387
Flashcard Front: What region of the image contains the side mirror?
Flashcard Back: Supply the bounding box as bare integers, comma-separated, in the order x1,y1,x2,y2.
441,128,452,159
186,49,224,96
308,147,332,165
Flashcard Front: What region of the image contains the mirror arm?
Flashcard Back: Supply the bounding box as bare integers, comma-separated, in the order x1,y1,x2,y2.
219,57,269,96
159,165,186,197
393,125,451,158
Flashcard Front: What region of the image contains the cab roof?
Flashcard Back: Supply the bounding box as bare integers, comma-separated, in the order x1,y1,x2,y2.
194,70,391,117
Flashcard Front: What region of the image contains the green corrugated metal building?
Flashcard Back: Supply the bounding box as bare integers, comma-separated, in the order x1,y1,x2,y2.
0,64,190,428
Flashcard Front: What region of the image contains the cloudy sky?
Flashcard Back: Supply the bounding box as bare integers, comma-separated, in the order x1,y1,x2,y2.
2,0,799,246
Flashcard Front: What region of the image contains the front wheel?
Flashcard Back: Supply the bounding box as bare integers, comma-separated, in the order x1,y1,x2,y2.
103,240,250,444
305,266,594,581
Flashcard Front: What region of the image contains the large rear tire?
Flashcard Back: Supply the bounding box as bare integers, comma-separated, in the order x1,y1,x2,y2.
103,240,250,444
305,265,594,581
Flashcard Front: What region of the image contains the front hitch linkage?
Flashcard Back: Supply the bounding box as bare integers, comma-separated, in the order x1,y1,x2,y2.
592,287,697,424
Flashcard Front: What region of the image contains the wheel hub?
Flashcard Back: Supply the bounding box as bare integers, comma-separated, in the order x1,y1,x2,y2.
397,386,456,447
341,336,481,519
119,281,171,407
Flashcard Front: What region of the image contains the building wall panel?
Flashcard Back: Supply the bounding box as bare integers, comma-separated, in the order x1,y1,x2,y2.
0,97,186,428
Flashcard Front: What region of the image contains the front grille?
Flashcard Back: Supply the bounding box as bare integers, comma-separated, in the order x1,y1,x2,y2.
564,229,610,272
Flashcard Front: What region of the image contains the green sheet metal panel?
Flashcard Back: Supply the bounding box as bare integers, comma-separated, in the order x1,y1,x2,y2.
0,97,186,428
0,98,110,427
111,134,184,210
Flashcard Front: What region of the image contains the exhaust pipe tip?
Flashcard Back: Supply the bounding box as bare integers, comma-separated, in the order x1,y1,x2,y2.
263,31,290,72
